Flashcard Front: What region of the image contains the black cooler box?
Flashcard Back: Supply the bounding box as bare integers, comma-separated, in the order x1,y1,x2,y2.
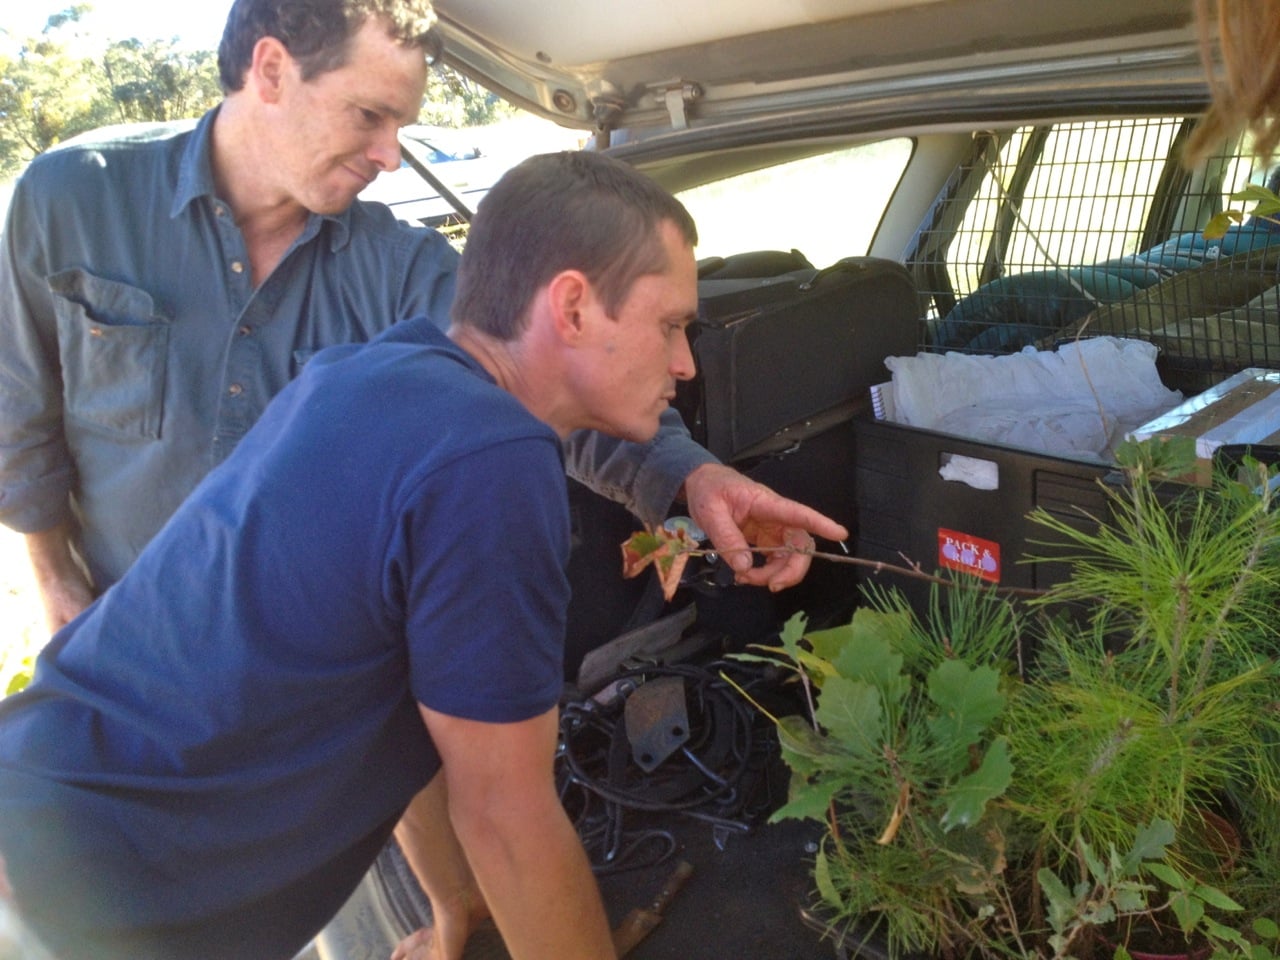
852,415,1121,615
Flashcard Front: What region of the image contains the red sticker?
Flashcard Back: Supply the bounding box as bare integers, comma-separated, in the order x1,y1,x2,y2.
937,528,1001,583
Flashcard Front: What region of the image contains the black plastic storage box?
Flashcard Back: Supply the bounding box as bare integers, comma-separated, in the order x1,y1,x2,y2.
852,415,1121,615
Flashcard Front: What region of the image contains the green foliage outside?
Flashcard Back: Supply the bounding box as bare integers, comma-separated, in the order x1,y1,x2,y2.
0,4,514,183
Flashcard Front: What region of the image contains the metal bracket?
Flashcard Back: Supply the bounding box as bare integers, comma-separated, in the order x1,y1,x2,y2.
624,675,691,773
661,82,704,130
589,95,626,150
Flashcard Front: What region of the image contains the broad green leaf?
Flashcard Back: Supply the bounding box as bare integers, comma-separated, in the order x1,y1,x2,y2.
939,737,1012,831
1229,184,1280,208
1144,861,1187,891
1200,917,1250,951
1082,838,1107,886
829,627,911,711
926,659,1004,776
1114,437,1198,477
1189,881,1243,912
1113,886,1149,914
1168,889,1205,932
759,612,814,669
769,775,845,823
809,606,911,666
779,611,809,649
1254,918,1280,940
1083,903,1116,926
1125,818,1175,870
813,675,886,759
806,619,856,663
814,847,844,910
1037,867,1077,933
1203,210,1244,240
775,714,845,763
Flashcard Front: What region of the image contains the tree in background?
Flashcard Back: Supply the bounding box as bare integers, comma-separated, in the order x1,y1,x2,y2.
421,64,515,127
0,7,223,180
0,6,106,180
99,39,221,125
1,5,513,183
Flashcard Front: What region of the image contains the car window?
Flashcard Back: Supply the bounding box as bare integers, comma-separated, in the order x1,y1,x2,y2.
401,139,457,167
674,139,912,268
945,120,1188,298
910,116,1278,392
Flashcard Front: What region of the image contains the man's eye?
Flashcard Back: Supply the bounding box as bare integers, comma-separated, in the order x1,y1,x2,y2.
358,108,380,126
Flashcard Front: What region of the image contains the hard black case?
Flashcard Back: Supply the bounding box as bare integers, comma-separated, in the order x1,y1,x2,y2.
675,257,920,464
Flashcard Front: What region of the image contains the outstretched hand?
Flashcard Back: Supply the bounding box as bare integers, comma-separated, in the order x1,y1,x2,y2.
681,463,849,592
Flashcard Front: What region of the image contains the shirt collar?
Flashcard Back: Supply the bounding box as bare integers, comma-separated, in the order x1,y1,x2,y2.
171,106,353,251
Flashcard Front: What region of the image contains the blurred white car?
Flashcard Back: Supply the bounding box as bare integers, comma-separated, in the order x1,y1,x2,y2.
357,124,507,228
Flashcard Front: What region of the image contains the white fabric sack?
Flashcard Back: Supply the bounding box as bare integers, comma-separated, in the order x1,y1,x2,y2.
883,337,1182,461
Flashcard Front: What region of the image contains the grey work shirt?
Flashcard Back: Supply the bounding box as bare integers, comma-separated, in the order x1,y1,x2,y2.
0,109,712,589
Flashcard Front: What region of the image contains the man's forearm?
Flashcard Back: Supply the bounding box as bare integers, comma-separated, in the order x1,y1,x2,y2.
563,406,717,529
452,795,615,960
25,522,95,633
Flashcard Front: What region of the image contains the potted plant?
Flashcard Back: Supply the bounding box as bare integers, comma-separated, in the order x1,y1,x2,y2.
736,438,1280,960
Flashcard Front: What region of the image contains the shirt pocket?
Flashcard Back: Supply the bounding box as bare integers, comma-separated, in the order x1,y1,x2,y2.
48,268,170,441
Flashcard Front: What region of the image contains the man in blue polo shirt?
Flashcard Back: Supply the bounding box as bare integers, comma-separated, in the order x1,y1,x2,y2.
0,0,843,637
0,150,741,960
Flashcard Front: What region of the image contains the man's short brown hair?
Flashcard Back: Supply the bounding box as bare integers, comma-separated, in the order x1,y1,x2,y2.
452,151,698,341
217,0,437,92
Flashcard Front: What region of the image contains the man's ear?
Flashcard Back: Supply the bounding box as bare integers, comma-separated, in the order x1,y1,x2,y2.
247,36,292,103
545,270,595,344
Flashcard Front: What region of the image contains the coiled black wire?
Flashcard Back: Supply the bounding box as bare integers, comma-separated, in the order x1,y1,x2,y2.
556,658,787,874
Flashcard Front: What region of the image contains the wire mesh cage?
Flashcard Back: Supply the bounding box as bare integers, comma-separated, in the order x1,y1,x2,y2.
908,117,1280,394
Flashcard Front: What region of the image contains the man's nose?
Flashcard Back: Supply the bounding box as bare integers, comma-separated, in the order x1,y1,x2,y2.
370,128,402,173
671,328,697,381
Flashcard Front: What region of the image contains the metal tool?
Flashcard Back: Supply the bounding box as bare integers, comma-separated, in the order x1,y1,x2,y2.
610,859,695,958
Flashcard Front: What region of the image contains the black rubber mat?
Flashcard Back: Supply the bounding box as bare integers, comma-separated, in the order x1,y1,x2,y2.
595,815,836,960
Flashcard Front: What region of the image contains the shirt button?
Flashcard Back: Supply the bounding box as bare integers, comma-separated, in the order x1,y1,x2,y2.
230,261,245,274
238,325,252,337
214,205,226,217
228,383,244,397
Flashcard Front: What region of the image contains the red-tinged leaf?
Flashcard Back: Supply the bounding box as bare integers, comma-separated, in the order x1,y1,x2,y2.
621,530,668,579
620,526,699,600
655,550,690,601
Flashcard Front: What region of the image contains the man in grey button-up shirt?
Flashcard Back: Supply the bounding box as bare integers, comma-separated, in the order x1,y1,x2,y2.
0,0,846,634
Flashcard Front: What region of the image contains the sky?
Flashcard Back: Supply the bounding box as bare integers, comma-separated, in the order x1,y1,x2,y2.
1,0,233,50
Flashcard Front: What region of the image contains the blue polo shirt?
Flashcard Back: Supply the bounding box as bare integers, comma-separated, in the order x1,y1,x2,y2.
0,324,570,960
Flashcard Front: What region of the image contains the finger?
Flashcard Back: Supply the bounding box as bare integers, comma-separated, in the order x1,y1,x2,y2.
735,547,813,590
688,491,757,572
734,530,815,590
750,499,849,544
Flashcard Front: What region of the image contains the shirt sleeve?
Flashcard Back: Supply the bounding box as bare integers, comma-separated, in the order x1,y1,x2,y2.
396,436,571,723
562,407,719,530
0,166,75,534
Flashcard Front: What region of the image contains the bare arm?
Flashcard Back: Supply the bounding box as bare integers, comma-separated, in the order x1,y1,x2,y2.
390,776,489,960
25,521,94,634
420,704,616,960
